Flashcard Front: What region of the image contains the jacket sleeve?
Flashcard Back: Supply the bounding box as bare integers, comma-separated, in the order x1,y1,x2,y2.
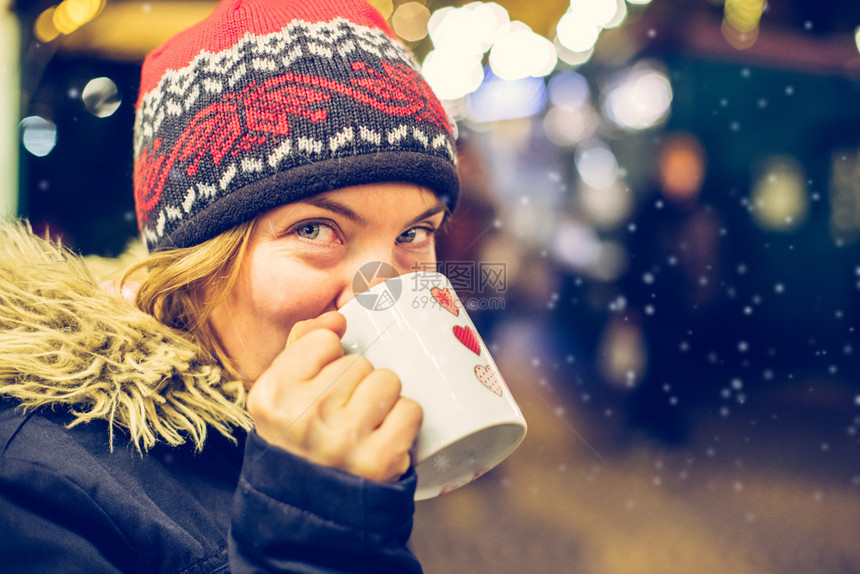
228,430,423,574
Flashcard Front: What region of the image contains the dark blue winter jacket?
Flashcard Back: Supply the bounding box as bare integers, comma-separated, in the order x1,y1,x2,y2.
0,402,420,573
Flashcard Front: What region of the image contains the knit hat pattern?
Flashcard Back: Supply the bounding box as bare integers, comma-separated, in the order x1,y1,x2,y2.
133,0,458,251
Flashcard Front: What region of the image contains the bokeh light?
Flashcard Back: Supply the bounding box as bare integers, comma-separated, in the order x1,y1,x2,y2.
551,219,602,269
489,22,556,81
424,1,516,99
53,0,104,35
579,180,632,228
603,0,629,29
724,0,765,33
391,2,430,42
35,0,104,42
557,11,602,53
548,70,591,110
575,139,619,188
602,64,673,130
554,38,595,67
20,116,58,157
81,76,121,118
468,74,547,123
751,156,809,231
721,17,759,50
460,1,510,52
658,133,707,201
34,7,61,43
367,0,394,19
422,49,484,101
556,0,629,54
721,0,764,49
543,105,599,147
570,0,621,29
428,2,507,56
598,316,647,389
423,1,562,100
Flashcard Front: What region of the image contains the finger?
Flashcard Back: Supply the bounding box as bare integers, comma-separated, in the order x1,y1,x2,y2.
273,328,345,382
364,397,423,480
315,354,375,410
343,368,402,431
286,311,347,347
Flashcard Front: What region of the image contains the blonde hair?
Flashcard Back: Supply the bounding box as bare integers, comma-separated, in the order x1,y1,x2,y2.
121,221,257,381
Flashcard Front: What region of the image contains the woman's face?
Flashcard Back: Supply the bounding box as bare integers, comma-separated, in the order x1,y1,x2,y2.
209,182,447,380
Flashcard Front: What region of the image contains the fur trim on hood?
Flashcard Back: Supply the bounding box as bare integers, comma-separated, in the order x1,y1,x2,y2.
0,220,253,452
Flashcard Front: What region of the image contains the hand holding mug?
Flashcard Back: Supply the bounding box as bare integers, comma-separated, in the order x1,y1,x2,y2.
246,311,423,483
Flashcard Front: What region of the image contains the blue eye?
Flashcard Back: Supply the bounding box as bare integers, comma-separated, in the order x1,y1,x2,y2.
296,223,321,240
398,228,418,243
397,226,437,244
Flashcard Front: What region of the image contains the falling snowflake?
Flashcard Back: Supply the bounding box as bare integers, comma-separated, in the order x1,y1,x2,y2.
433,455,452,473
626,371,637,387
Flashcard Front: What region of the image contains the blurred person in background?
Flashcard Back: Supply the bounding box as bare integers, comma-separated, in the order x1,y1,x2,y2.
615,132,730,443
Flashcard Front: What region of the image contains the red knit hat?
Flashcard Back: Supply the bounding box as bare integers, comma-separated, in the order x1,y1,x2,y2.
133,0,459,251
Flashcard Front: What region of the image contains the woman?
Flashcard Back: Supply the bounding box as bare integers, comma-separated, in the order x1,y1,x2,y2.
0,0,459,571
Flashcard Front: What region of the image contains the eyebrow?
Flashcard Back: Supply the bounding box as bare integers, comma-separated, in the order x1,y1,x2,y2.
409,206,447,226
302,196,366,225
302,195,446,227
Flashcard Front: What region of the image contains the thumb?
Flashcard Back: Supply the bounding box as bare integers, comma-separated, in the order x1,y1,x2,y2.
286,311,347,347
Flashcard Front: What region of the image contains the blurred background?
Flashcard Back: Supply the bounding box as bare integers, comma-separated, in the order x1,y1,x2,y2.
4,0,860,571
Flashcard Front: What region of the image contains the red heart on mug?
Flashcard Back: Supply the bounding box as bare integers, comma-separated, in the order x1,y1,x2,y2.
453,325,480,355
431,286,459,316
474,364,503,397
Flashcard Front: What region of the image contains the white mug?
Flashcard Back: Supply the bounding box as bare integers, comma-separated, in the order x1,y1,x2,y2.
339,269,527,500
